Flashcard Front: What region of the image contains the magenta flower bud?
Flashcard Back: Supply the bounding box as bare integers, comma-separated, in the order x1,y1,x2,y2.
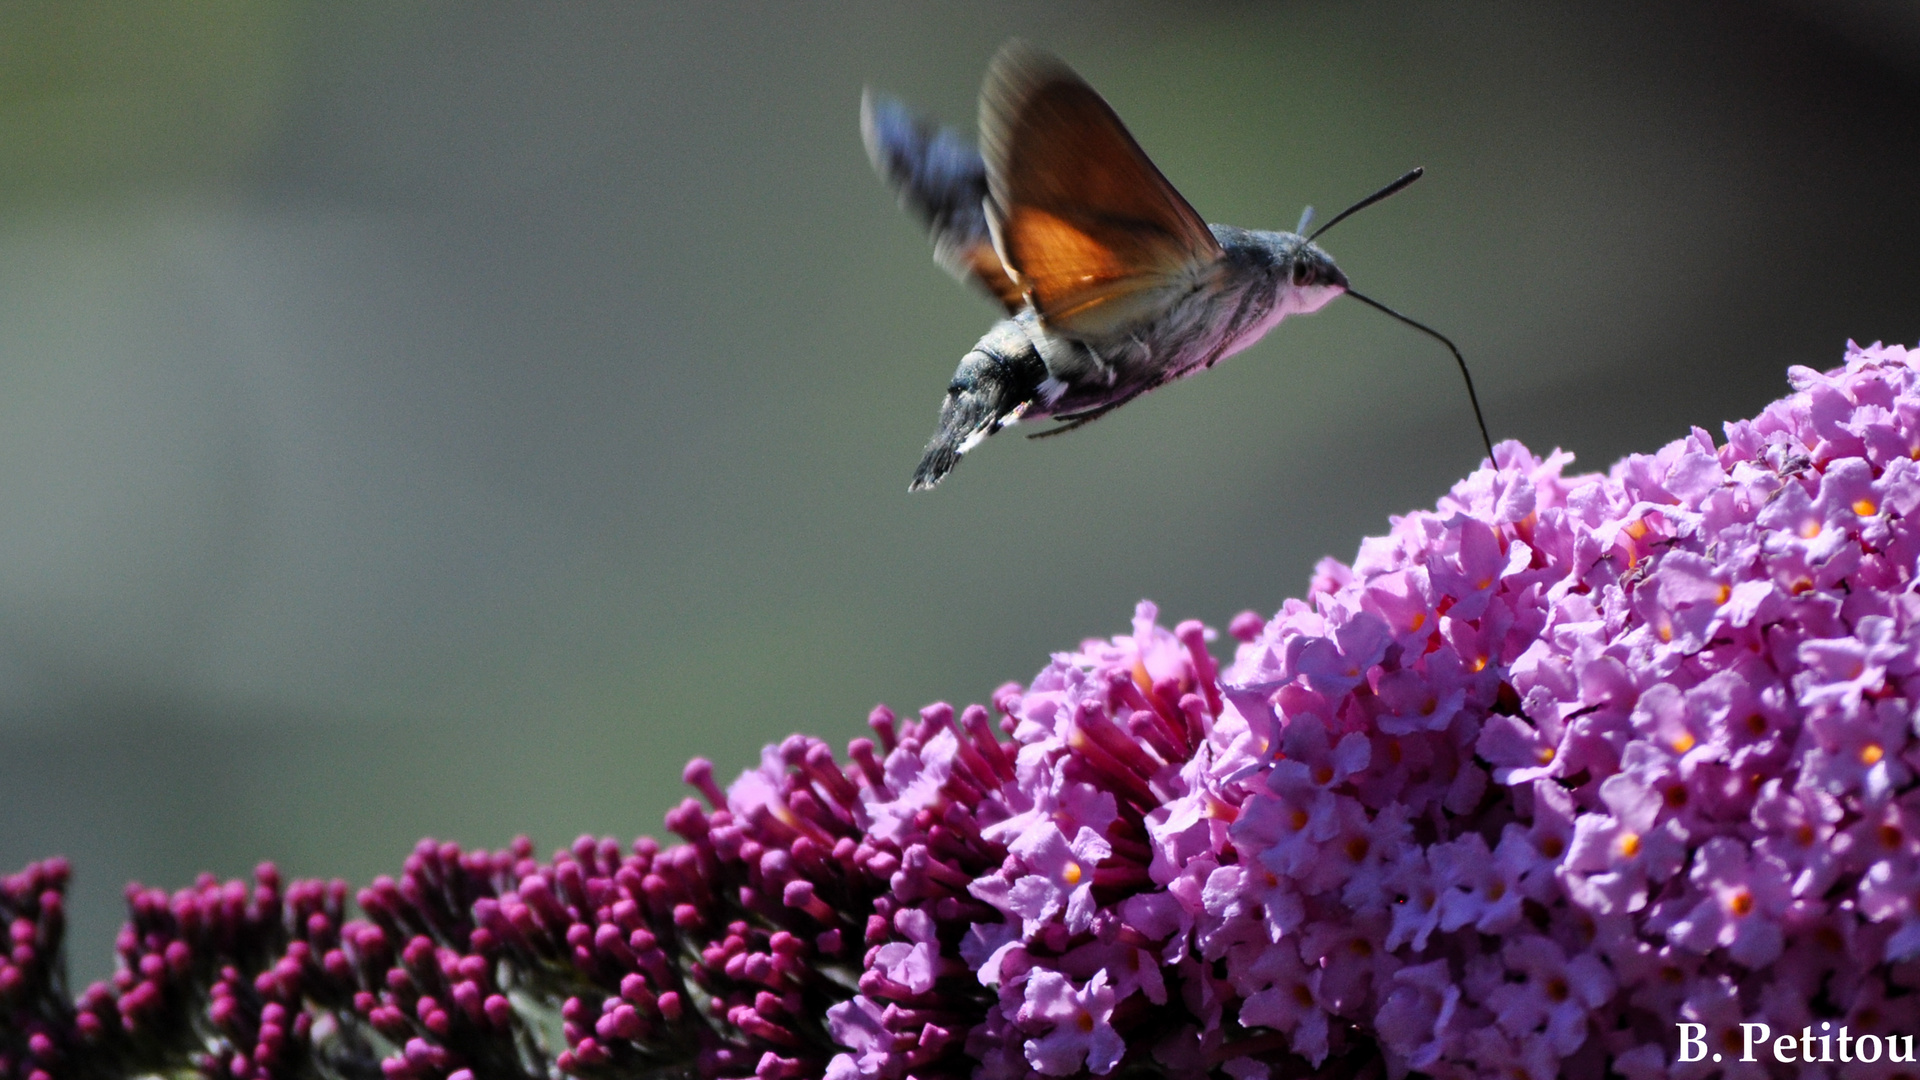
402,1036,446,1069
563,922,591,951
571,1036,610,1067
353,923,389,958
118,979,157,1017
516,874,566,929
781,880,836,923
616,973,652,1007
400,935,434,972
596,1003,643,1041
684,758,726,808
867,705,898,752
368,1005,408,1037
554,859,589,911
320,948,351,981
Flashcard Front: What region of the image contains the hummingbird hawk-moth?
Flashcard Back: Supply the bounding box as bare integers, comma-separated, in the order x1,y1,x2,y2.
863,41,1492,490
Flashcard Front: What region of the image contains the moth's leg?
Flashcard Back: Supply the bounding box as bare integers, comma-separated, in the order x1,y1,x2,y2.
1026,380,1155,439
1033,331,1114,388
1026,403,1118,439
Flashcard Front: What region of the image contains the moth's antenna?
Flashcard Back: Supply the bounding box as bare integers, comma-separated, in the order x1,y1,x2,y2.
1308,167,1424,243
1296,205,1315,235
1344,287,1495,461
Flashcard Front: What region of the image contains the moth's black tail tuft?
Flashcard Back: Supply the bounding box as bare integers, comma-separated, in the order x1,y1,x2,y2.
910,384,999,491
909,334,1048,491
910,441,963,491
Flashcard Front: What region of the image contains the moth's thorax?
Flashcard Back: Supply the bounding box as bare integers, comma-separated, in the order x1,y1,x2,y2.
1206,226,1346,361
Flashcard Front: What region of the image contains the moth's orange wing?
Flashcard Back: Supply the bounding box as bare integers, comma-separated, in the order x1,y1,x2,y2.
955,238,1026,312
980,42,1223,338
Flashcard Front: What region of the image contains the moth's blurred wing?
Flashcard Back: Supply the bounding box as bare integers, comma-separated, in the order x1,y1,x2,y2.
980,42,1223,338
861,89,1024,312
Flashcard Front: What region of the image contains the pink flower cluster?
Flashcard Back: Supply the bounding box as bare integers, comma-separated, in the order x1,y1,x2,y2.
5,341,1920,1080
817,340,1920,1080
1163,340,1920,1079
0,861,69,1080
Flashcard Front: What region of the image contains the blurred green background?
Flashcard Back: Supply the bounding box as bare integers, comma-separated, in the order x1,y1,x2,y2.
2,1,1918,981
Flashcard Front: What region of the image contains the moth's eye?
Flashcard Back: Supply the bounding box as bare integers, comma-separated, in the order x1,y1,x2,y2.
1292,263,1314,287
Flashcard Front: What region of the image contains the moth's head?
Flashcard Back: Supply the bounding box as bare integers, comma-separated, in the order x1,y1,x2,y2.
1287,240,1347,291
1277,238,1347,317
